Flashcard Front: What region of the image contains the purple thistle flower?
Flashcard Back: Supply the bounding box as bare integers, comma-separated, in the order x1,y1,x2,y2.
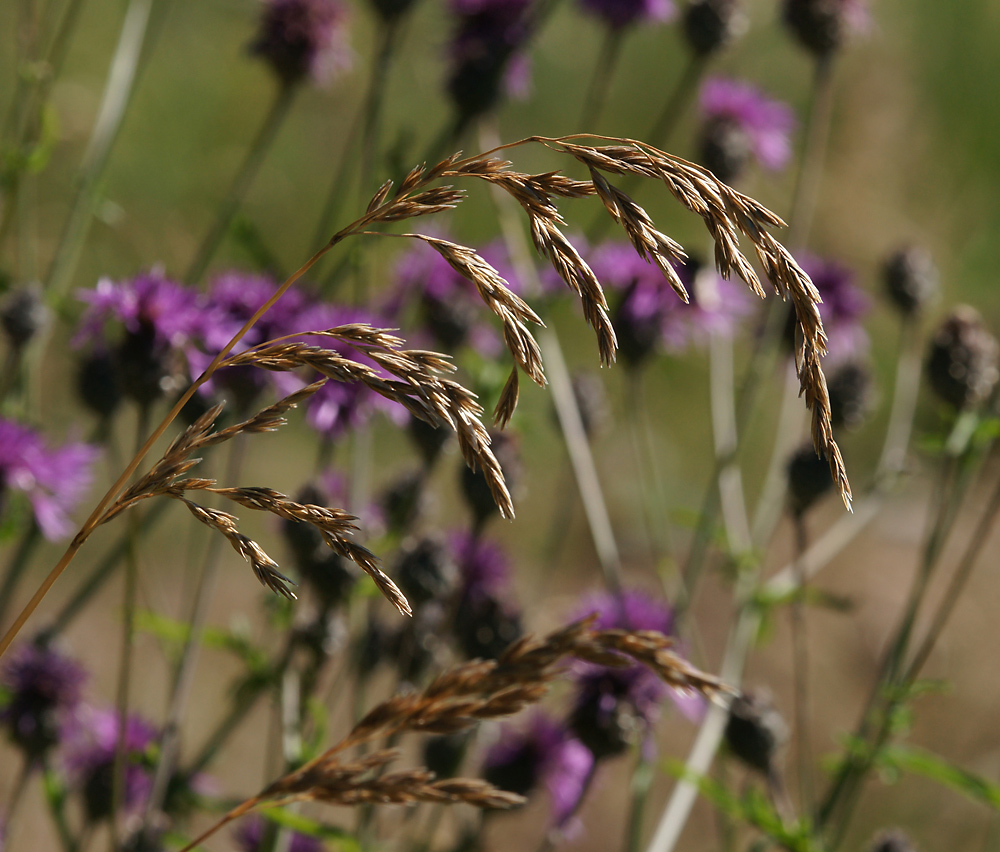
698,77,796,180
251,0,353,86
74,271,202,353
74,271,205,407
795,254,870,362
64,707,158,823
450,531,510,602
0,643,86,759
578,0,675,29
189,271,312,409
234,815,324,852
591,242,751,366
483,712,594,826
0,420,99,540
569,589,703,758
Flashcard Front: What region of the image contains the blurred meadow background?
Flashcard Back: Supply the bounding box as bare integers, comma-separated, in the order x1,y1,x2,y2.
3,1,1000,851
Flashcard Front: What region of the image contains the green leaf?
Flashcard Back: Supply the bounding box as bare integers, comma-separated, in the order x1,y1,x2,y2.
258,807,363,852
134,610,269,672
877,745,1000,810
662,760,823,852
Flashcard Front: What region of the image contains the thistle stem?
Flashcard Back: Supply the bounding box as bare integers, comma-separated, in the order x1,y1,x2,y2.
186,82,298,285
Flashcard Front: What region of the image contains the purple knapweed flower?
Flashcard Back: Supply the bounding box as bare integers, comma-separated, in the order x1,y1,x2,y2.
64,707,158,823
578,0,674,29
795,254,869,363
446,0,535,123
0,420,98,540
0,643,86,758
190,271,311,409
591,242,751,367
483,712,594,826
251,0,353,86
74,270,202,353
75,270,205,407
450,530,510,602
698,77,796,181
234,814,324,852
569,589,703,758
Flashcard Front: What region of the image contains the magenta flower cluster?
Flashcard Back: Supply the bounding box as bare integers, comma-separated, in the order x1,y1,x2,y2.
0,420,98,540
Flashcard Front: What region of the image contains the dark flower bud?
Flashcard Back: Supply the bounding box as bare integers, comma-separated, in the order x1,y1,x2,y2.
1,285,48,348
423,731,471,779
927,306,1000,411
883,246,938,316
827,361,874,431
356,617,388,674
77,350,122,419
787,444,834,516
390,609,444,683
394,537,457,606
682,0,746,56
699,115,752,184
568,673,637,760
461,431,519,530
408,414,451,467
867,829,917,852
380,471,426,536
782,0,866,57
454,594,522,660
724,690,788,774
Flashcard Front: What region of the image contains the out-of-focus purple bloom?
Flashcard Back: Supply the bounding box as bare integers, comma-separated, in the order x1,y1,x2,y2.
74,271,202,353
446,0,535,123
65,707,157,822
0,420,99,540
234,814,324,852
1,643,86,758
698,77,796,179
578,0,674,29
569,589,703,758
796,254,869,362
483,712,594,826
251,0,353,86
450,531,510,602
74,271,204,407
189,271,312,409
591,242,751,366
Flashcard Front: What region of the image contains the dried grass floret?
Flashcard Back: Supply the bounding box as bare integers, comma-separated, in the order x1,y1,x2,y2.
177,617,730,852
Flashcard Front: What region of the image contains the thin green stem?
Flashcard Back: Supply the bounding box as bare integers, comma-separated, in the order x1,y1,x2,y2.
790,513,813,814
626,752,656,852
580,28,623,130
904,467,1000,682
186,83,298,284
0,523,42,628
109,408,148,851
